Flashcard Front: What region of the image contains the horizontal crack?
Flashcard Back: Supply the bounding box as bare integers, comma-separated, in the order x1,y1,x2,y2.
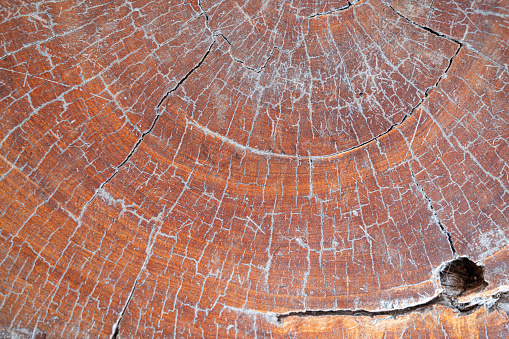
308,1,355,18
277,290,509,322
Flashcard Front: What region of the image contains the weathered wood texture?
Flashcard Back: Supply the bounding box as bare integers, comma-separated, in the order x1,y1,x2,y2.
1,0,508,337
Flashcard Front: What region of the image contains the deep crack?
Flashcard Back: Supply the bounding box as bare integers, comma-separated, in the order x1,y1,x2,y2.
277,295,441,322
105,43,214,339
308,1,354,18
386,1,508,73
82,41,214,211
277,259,504,323
410,168,457,255
277,291,509,322
110,284,137,339
385,3,462,45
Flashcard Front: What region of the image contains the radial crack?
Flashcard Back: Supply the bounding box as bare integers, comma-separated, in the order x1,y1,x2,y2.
402,44,463,257
384,2,508,72
198,0,279,73
104,44,215,338
79,41,214,214
385,3,461,45
410,169,457,255
110,284,137,339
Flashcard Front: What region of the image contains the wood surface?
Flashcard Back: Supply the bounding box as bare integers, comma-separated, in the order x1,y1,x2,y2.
0,0,508,337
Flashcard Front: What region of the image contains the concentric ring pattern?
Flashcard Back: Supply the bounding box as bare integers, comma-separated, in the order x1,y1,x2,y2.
0,0,508,337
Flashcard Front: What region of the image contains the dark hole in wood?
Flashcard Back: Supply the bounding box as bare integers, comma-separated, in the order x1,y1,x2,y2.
439,257,487,296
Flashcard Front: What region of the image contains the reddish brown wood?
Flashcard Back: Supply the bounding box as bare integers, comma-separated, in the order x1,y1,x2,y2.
0,0,508,337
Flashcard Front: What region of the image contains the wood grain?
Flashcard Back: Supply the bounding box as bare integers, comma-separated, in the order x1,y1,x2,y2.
0,0,508,337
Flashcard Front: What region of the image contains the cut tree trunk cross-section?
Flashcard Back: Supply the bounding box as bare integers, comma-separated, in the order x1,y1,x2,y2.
0,0,508,337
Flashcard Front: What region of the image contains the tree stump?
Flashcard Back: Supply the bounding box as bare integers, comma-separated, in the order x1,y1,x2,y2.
1,0,508,337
